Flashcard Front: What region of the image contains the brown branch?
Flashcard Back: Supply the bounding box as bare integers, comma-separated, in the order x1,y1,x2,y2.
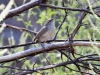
69,6,89,40
11,54,98,75
0,41,100,63
0,40,100,49
0,65,29,71
10,71,33,75
12,58,82,75
0,24,37,35
2,1,100,21
53,2,68,40
4,0,45,20
65,66,91,75
0,42,34,49
39,4,100,17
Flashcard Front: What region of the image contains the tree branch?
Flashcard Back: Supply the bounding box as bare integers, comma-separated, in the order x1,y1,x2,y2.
10,54,98,75
4,0,45,20
39,4,100,17
0,41,100,63
0,24,37,35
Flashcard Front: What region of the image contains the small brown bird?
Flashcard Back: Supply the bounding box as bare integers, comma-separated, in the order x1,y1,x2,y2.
34,18,55,42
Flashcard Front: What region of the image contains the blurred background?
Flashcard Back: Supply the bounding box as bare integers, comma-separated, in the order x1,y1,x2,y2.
0,0,42,48
0,0,100,75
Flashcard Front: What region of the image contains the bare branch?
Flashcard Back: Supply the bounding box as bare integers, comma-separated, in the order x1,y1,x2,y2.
39,4,100,17
69,6,89,40
10,54,99,75
4,0,45,20
0,41,100,63
3,1,100,21
0,24,37,35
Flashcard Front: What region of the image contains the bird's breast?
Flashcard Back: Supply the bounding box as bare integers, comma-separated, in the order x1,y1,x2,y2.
39,29,54,42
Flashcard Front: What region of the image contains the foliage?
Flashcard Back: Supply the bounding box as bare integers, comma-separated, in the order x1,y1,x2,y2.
0,0,100,75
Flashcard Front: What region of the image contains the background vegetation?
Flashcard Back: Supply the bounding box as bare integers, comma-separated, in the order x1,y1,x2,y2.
0,0,100,75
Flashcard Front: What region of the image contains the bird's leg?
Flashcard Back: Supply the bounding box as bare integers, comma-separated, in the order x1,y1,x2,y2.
40,42,45,49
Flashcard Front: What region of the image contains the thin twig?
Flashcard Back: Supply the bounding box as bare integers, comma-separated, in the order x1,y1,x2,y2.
65,66,92,75
39,4,100,17
69,6,89,40
53,11,67,40
0,24,37,35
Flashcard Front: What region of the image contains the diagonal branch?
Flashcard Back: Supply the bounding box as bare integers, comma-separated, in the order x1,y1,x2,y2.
4,0,44,20
69,6,89,40
0,24,37,35
3,1,100,21
11,54,98,75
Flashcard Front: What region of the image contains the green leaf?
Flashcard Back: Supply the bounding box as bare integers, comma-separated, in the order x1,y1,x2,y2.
23,20,32,28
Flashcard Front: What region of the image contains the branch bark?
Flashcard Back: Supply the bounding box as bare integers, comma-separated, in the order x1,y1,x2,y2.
4,0,44,20
39,4,100,17
3,1,100,20
0,41,100,63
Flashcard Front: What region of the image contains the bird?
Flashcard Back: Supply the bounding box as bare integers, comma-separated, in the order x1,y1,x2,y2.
34,18,55,43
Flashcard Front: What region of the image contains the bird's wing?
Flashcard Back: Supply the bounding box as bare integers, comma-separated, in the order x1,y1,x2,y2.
34,26,47,41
